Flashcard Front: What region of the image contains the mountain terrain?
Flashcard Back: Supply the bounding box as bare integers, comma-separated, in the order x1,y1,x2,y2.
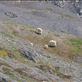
0,1,82,82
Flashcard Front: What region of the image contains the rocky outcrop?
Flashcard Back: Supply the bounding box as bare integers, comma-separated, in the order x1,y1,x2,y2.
51,0,82,15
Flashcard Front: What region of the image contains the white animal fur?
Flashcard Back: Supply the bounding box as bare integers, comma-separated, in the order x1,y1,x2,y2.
48,40,56,47
36,28,43,34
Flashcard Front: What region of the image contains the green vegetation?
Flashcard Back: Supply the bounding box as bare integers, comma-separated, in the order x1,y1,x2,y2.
2,21,82,60
15,68,39,82
3,66,38,82
70,38,82,47
0,48,8,57
12,50,36,67
69,38,82,53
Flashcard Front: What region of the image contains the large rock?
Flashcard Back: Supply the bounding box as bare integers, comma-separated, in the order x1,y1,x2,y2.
19,48,37,62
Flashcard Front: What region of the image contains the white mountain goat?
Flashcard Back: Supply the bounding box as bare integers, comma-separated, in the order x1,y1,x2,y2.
30,43,33,47
48,40,57,47
36,28,43,35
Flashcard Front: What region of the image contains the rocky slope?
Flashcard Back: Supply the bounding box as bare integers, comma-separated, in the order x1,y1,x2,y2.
1,1,82,37
0,1,82,82
52,0,82,14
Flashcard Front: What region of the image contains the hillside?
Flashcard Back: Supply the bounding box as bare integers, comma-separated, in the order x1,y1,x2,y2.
0,1,82,82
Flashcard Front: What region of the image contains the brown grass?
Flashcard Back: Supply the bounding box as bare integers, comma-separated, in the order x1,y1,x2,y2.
2,21,81,60
25,30,78,59
26,32,53,46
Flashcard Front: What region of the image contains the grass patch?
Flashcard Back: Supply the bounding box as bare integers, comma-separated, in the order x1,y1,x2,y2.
11,50,37,67
36,59,56,73
70,38,82,47
1,21,35,37
0,48,8,57
15,68,39,82
37,61,71,79
26,32,53,46
1,21,80,60
69,38,82,53
64,38,82,59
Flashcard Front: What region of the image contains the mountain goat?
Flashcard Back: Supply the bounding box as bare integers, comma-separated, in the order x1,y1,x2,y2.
48,40,57,47
36,28,43,35
30,43,33,47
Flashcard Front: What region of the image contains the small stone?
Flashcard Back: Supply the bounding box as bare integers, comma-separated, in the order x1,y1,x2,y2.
44,44,48,49
79,9,82,16
30,43,33,46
